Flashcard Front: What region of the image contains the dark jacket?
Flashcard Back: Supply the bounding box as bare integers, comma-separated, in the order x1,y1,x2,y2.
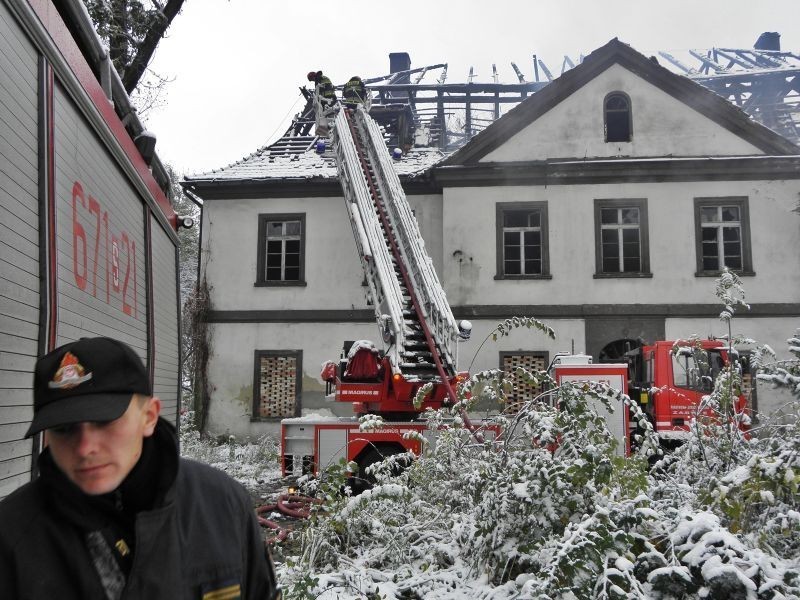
343,76,367,106
313,72,337,105
0,419,279,600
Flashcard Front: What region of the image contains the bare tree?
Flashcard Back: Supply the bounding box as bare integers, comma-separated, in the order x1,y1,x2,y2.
84,0,185,113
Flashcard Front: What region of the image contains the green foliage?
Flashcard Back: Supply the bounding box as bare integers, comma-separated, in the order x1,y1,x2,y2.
755,328,800,400
468,316,555,373
277,299,800,598
83,0,185,105
715,267,750,324
702,420,800,556
178,410,279,492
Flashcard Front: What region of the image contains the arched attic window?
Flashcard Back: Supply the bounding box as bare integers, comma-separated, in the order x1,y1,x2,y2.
604,92,632,142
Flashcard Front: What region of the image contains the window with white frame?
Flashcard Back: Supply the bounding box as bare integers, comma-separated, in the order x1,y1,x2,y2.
256,214,305,286
496,202,550,279
694,198,753,275
594,198,650,277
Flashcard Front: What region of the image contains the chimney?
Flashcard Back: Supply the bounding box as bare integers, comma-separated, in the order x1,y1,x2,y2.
389,52,411,84
754,32,780,51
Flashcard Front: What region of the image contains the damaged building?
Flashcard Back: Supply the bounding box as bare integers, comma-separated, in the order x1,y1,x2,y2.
183,38,800,439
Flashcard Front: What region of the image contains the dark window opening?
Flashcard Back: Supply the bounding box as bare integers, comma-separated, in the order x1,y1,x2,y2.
604,93,632,142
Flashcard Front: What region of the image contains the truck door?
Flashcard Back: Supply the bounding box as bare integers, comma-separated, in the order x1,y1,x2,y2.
663,346,723,431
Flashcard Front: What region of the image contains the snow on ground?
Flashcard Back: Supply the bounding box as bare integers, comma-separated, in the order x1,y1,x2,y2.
178,324,800,599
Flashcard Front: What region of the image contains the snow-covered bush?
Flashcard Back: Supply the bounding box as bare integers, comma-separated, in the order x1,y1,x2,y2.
278,291,800,598
179,410,280,493
756,329,800,400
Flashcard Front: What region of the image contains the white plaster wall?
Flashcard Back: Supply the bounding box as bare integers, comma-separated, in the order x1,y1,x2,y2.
665,317,799,365
753,386,796,424
482,64,763,162
205,321,381,439
459,318,586,374
407,193,444,275
202,192,444,312
442,180,800,307
202,195,366,311
205,316,585,438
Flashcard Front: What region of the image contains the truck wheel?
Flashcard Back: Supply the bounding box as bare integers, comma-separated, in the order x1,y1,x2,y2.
347,445,408,494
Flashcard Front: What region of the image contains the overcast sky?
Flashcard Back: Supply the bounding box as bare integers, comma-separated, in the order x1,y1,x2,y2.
143,0,800,175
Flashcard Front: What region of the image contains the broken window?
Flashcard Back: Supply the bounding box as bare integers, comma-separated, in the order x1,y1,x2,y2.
604,92,632,142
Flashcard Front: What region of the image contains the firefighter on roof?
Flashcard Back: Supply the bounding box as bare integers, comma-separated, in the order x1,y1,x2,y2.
343,75,368,109
307,70,337,109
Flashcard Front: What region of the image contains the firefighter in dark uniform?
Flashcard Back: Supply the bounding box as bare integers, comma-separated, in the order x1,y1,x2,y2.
343,75,368,109
307,70,337,109
0,337,280,600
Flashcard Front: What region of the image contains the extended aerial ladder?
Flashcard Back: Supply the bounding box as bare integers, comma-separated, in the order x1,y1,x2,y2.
280,102,476,478
325,104,470,416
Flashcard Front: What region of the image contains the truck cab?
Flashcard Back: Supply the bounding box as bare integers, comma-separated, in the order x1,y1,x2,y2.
628,340,747,444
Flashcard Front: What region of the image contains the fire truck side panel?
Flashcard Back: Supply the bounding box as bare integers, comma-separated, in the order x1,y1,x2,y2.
150,215,181,424
282,420,427,477
53,82,148,356
317,427,348,473
554,364,630,456
0,0,180,499
652,344,676,431
0,0,39,497
652,341,696,434
281,421,315,476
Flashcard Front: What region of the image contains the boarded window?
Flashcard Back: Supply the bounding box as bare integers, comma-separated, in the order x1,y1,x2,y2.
604,92,632,142
501,352,548,413
254,351,301,419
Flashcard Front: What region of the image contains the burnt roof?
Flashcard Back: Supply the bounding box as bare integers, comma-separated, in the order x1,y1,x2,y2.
442,38,799,166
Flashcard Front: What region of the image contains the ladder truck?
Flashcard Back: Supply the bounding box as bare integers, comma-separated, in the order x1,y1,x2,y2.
281,104,472,480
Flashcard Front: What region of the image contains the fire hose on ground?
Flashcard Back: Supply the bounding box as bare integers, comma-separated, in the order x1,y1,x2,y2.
256,493,324,544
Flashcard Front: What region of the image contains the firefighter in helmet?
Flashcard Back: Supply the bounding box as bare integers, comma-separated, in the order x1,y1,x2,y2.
342,75,368,109
307,70,337,109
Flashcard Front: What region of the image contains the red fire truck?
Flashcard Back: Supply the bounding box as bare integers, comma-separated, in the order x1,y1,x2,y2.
280,106,748,481
626,339,748,446
0,0,184,499
281,105,471,480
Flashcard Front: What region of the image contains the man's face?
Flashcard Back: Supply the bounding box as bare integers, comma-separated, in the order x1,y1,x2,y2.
47,395,161,495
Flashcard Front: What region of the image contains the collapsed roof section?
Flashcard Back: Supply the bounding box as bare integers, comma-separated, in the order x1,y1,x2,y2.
442,38,799,166
185,33,799,188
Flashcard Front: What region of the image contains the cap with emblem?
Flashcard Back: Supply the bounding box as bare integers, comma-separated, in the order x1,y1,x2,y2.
26,337,151,437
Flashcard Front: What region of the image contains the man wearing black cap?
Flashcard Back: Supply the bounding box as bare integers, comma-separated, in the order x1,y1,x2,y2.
0,337,280,599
